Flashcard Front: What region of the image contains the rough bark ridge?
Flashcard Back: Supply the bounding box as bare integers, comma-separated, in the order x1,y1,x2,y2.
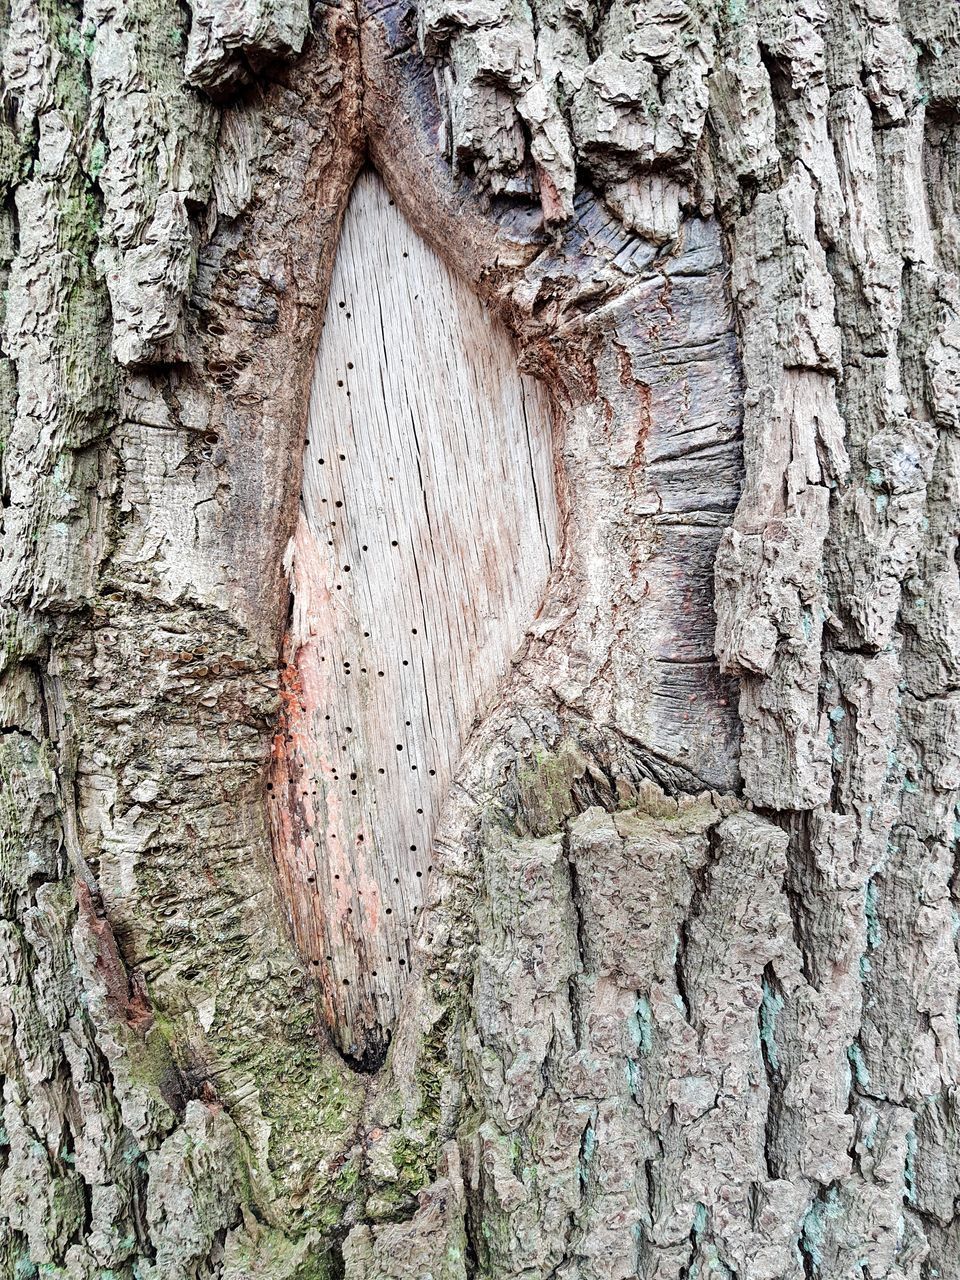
0,1,958,1279
1,2,367,1274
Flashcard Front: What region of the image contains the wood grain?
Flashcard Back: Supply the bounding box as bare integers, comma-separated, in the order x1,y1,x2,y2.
269,170,559,1064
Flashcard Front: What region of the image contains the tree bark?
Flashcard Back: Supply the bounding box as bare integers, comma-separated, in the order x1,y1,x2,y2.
1,1,958,1278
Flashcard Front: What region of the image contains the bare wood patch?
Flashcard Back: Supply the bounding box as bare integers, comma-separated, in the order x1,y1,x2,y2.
269,170,559,1065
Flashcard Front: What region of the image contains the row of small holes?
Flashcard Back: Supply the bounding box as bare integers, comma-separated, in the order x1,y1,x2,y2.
291,373,439,991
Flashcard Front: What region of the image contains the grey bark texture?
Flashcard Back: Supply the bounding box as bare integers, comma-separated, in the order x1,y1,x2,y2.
0,0,958,1277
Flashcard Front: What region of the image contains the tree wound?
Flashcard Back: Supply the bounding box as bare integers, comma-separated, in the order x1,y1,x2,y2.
268,171,559,1066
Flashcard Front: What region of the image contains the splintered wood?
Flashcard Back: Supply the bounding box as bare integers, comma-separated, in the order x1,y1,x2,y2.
269,171,559,1064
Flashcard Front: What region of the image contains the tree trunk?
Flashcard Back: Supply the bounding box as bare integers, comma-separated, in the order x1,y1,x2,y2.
1,0,958,1277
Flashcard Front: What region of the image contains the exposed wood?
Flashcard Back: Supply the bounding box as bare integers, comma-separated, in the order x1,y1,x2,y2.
270,170,559,1063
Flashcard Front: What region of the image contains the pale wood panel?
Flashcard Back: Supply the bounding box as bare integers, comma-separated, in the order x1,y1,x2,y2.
269,170,559,1064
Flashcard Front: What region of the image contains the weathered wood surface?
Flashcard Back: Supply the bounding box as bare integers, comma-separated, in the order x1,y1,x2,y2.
269,165,743,1070
270,170,559,1063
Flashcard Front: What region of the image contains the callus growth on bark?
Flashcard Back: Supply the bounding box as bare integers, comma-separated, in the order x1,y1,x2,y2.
1,0,959,1277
